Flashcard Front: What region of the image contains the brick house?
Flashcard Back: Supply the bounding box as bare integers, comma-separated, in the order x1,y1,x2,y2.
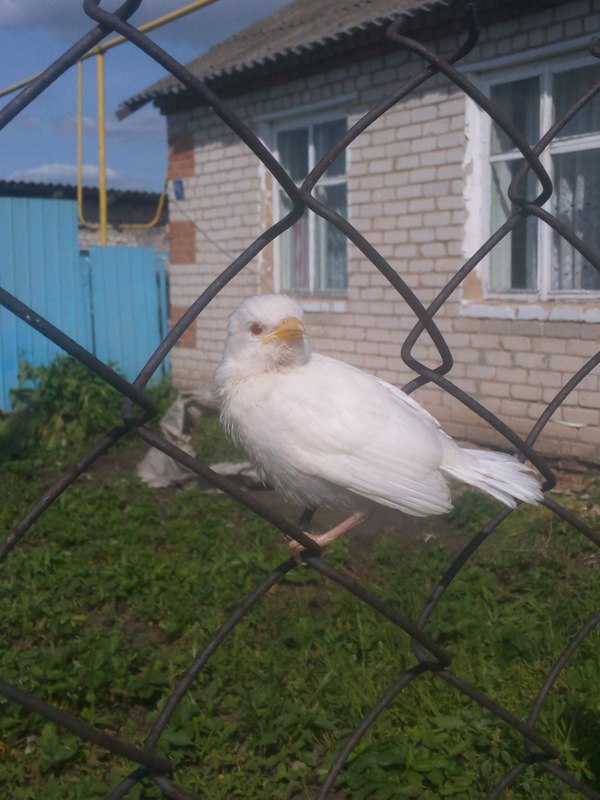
119,0,600,463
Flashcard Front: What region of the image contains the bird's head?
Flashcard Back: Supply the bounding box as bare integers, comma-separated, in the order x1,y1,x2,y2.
218,294,311,378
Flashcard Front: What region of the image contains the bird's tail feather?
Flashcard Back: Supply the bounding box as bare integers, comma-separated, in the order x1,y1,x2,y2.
441,447,543,508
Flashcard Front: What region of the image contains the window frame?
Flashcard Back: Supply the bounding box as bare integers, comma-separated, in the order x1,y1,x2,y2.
272,111,349,297
467,51,600,305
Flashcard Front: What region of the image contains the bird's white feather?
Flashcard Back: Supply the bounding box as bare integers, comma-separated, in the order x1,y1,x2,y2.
439,445,543,508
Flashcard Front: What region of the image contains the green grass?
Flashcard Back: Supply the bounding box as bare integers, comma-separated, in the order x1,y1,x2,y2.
0,419,599,799
191,411,246,464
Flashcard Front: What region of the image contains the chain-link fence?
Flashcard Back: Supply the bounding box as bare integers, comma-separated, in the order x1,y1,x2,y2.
1,1,599,798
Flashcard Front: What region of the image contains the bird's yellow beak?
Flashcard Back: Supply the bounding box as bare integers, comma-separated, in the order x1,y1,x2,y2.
262,316,305,343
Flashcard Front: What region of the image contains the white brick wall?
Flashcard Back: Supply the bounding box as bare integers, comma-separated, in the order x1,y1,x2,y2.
78,224,166,251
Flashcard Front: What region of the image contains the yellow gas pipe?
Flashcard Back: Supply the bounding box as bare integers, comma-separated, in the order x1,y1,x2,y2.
3,0,220,240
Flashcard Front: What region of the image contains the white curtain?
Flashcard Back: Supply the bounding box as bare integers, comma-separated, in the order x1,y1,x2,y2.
552,150,600,291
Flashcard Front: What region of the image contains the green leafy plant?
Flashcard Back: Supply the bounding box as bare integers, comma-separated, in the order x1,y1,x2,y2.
1,431,599,799
447,488,504,535
0,356,175,462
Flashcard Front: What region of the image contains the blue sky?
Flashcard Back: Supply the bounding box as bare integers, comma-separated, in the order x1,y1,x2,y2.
0,0,288,193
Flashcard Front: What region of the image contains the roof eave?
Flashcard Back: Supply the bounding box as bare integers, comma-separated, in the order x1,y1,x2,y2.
117,13,413,119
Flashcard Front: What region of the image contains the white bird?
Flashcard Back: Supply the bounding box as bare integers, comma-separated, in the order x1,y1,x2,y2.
214,294,543,552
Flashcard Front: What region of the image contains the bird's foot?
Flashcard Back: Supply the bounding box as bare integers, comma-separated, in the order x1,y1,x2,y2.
288,511,369,555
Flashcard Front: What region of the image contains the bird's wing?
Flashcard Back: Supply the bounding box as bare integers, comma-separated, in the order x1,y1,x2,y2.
254,355,452,515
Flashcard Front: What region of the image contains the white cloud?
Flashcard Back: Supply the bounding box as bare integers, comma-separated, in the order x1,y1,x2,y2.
61,114,97,135
11,112,46,130
8,161,122,186
0,0,289,50
0,0,94,36
0,0,144,34
106,107,165,137
59,107,163,138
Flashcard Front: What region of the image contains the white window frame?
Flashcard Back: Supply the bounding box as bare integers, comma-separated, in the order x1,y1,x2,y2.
271,109,349,298
463,40,600,320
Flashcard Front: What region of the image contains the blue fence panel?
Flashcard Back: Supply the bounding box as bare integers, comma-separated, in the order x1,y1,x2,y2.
0,196,169,408
87,246,169,386
0,197,90,409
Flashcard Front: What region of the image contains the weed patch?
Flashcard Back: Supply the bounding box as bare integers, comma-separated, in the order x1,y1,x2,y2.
0,356,175,465
1,432,599,798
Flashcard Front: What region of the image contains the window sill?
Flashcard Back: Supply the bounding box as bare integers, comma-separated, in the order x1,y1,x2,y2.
286,295,348,314
460,300,600,323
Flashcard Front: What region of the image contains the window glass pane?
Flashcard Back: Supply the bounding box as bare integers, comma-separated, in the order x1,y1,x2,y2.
276,117,347,294
279,191,310,291
490,77,540,155
315,184,347,291
314,119,346,177
554,64,600,138
489,160,537,291
277,128,308,181
552,149,600,290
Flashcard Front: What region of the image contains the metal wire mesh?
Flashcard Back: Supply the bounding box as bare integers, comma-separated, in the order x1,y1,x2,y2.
1,1,599,798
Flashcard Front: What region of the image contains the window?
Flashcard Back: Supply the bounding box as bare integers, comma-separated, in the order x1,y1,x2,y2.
276,117,347,294
485,60,600,295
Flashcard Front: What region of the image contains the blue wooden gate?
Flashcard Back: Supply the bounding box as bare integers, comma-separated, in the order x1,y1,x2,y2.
0,196,169,409
0,196,90,409
82,245,169,385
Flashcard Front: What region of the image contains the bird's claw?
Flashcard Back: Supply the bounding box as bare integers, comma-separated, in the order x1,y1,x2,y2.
288,533,317,563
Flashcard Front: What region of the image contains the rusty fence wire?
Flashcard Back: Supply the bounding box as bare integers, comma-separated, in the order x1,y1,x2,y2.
1,1,600,798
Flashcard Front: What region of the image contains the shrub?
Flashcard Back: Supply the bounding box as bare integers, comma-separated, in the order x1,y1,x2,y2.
0,356,174,461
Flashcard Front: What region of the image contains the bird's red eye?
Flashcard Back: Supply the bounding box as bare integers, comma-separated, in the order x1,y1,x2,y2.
250,323,264,336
